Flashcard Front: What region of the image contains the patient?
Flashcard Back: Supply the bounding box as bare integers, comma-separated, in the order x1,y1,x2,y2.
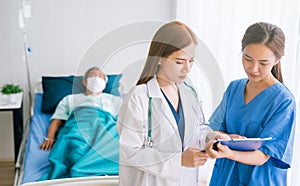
40,66,122,150
38,66,122,180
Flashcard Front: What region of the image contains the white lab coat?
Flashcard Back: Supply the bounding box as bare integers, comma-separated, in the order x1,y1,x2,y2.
117,77,211,186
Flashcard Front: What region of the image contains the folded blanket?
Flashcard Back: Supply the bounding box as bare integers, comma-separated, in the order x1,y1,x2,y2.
39,106,119,180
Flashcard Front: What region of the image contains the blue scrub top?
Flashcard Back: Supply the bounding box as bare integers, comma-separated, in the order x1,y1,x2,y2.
161,89,185,146
209,79,296,186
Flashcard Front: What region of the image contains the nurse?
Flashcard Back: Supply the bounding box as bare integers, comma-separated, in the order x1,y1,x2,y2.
205,22,296,185
117,21,212,185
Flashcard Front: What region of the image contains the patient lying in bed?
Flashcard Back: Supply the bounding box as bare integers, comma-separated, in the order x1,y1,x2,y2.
38,67,122,180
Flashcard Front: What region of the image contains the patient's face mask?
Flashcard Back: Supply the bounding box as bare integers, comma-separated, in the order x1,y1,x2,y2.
86,76,106,94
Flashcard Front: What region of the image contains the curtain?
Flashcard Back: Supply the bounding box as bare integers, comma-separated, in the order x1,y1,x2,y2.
176,0,300,185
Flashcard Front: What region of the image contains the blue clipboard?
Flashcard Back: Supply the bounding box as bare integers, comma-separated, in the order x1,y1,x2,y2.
218,137,273,151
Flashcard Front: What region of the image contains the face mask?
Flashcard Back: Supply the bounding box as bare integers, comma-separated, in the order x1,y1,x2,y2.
86,76,106,94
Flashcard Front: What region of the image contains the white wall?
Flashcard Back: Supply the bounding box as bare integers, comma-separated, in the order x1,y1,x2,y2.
0,0,25,160
0,0,174,159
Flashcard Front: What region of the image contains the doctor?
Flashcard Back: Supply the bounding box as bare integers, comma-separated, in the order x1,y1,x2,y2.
117,21,212,186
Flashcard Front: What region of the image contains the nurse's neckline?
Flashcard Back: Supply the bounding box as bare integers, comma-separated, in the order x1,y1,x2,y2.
243,79,281,105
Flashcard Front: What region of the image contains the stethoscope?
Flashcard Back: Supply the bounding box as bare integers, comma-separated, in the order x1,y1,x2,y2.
143,97,153,148
143,82,207,148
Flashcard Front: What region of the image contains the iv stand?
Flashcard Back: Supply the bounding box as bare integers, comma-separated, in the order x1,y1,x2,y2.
23,31,32,115
19,0,32,116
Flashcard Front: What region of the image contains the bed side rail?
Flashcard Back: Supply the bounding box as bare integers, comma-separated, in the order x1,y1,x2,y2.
14,117,31,186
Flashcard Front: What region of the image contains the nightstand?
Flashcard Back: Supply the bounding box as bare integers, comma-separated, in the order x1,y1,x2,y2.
0,93,23,162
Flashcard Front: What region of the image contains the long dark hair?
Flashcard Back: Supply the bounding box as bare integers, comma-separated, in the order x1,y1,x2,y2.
241,22,285,83
137,21,198,85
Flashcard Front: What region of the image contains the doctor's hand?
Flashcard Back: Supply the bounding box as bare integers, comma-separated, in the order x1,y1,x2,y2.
204,140,235,160
181,147,209,167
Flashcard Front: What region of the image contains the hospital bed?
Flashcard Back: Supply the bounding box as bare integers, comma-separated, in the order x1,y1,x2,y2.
14,75,122,186
13,44,225,185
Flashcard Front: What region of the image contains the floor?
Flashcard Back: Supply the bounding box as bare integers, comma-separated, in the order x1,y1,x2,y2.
0,161,14,186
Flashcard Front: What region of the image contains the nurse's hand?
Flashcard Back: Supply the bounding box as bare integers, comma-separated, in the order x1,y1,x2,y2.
206,131,231,142
228,134,246,139
181,147,209,167
204,140,235,159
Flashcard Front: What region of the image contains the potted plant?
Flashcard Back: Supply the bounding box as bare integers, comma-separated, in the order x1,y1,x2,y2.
1,84,23,103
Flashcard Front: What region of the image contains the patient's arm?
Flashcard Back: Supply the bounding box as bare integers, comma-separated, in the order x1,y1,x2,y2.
40,119,64,151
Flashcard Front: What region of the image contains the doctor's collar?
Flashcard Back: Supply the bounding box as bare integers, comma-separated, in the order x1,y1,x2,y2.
146,76,164,98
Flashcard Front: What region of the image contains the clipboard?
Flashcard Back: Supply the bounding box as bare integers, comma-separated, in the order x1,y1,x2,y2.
217,137,273,151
